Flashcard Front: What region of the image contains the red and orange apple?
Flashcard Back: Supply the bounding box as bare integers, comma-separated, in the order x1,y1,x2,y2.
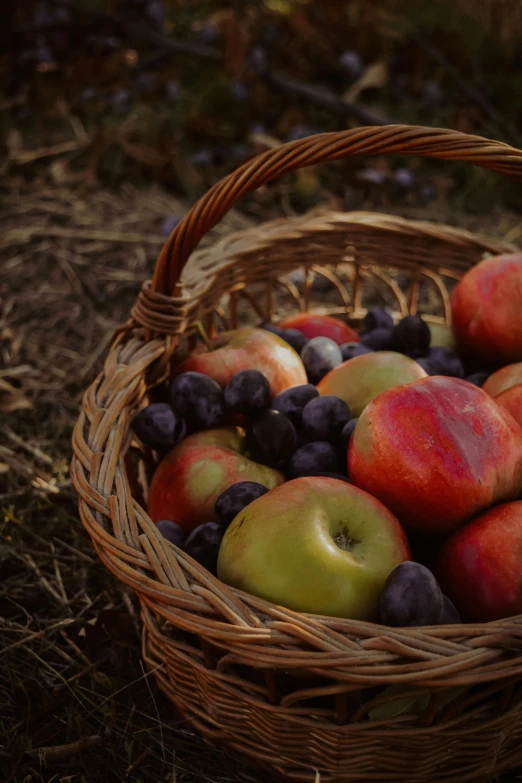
279,313,359,345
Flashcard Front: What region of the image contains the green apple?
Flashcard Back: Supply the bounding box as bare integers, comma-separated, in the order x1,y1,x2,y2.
317,351,427,416
428,322,456,350
218,477,410,620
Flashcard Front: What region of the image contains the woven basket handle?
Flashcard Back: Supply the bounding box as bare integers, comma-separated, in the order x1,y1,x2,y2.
152,124,522,295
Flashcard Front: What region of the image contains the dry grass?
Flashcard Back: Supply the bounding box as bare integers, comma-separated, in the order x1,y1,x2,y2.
2,171,522,782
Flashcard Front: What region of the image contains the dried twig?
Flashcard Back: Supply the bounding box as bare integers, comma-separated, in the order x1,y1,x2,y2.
25,735,106,764
0,618,74,656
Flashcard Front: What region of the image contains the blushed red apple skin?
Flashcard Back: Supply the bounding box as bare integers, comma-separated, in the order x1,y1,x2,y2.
482,363,522,398
148,427,284,532
173,327,307,397
451,253,522,367
279,313,359,345
435,501,522,622
495,385,522,429
348,376,522,535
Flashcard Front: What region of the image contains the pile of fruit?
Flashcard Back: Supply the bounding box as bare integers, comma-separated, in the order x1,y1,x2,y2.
132,252,522,627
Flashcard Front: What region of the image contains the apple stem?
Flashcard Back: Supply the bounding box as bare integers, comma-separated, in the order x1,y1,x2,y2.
334,529,355,551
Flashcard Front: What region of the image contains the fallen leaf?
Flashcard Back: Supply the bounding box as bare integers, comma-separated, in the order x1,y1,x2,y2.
343,61,388,103
0,379,32,413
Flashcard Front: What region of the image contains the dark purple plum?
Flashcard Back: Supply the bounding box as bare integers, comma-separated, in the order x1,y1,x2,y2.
361,307,394,333
393,315,431,358
184,522,225,576
271,384,319,426
170,372,225,431
259,322,284,338
156,520,186,548
440,595,461,624
224,370,271,415
340,418,358,452
379,561,444,627
465,371,490,387
301,395,352,442
246,410,297,468
215,482,269,527
286,441,342,479
423,346,464,378
340,342,372,361
301,337,342,383
360,328,395,351
280,328,307,354
132,403,186,450
416,358,432,375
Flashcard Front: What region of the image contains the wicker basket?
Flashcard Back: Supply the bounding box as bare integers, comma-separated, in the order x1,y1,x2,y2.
72,126,522,783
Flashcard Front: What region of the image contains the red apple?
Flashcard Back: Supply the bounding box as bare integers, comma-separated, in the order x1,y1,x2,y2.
317,351,427,416
482,362,522,397
495,385,522,429
173,327,307,397
436,501,522,622
218,476,410,620
451,252,522,367
148,427,284,532
348,376,522,535
278,313,359,345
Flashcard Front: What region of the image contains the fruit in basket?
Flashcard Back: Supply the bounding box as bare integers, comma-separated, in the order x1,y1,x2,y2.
436,501,522,622
360,328,395,351
417,346,464,378
224,370,271,415
132,402,187,450
340,418,358,452
270,384,319,426
286,441,342,478
156,520,186,548
218,476,410,619
349,376,522,535
465,371,490,387
278,313,359,345
280,328,308,354
246,410,298,468
392,315,431,358
173,327,307,397
361,307,394,333
440,595,461,624
301,396,352,442
428,322,456,350
301,337,343,383
215,482,269,527
317,351,427,416
170,372,225,431
451,252,522,366
378,561,444,627
184,521,225,576
148,427,284,531
482,362,522,397
340,342,372,361
495,385,522,428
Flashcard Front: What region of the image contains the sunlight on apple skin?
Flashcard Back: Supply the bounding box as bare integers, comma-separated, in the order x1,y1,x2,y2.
218,477,410,620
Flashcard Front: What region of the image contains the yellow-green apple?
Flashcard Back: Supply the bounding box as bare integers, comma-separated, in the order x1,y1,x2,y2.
173,327,307,397
218,476,410,620
482,362,522,397
436,501,522,621
148,427,284,532
348,376,522,535
428,322,456,350
451,252,522,367
278,313,359,345
317,351,427,416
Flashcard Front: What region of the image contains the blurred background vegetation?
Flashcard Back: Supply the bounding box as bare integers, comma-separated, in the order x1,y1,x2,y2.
3,0,522,217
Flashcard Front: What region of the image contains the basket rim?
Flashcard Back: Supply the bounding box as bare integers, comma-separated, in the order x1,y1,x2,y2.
72,207,522,689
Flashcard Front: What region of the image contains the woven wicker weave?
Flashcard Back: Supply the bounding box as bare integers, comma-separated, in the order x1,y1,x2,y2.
72,126,522,783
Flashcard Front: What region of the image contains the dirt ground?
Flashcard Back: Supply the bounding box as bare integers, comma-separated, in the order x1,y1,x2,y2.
2,171,522,783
